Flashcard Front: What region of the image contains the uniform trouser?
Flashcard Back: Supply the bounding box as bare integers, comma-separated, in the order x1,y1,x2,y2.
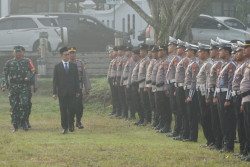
120,85,128,118
243,102,250,154
233,95,248,154
9,87,29,125
197,91,215,144
131,83,143,121
109,78,116,114
185,89,199,141
125,86,135,118
58,95,76,129
75,90,84,123
140,88,151,123
169,83,181,135
209,92,223,149
176,87,189,139
115,78,122,116
217,92,236,151
155,91,171,129
27,86,32,120
153,90,160,125
147,87,154,122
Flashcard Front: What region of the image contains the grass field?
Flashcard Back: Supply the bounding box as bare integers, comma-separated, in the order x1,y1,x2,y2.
0,78,249,167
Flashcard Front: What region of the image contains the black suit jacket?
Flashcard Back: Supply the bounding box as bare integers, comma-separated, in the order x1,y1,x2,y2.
53,62,80,97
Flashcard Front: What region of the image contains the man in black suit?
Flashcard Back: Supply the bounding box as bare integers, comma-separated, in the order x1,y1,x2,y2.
53,47,80,134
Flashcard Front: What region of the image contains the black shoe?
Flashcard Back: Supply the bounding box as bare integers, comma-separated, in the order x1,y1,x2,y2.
243,155,250,161
200,144,208,148
158,127,171,133
109,112,116,116
233,152,243,157
167,132,178,137
152,121,159,128
154,123,164,130
173,136,183,141
69,124,75,132
27,120,31,128
12,123,18,133
76,122,84,129
219,148,233,153
62,129,68,134
22,121,29,131
134,120,143,126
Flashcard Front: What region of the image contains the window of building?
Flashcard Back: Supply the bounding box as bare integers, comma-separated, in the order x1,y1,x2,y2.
127,14,130,33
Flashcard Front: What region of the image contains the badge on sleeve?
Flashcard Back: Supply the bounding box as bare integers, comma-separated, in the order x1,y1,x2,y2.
164,62,169,69
192,64,197,72
174,58,178,67
28,59,35,72
183,59,188,68
228,65,233,73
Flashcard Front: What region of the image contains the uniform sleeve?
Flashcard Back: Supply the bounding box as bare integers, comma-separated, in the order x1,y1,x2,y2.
205,63,212,99
163,62,169,91
1,61,9,88
226,63,236,101
128,63,134,85
189,63,199,98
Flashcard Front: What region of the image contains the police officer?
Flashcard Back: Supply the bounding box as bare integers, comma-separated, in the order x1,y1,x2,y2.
214,38,236,153
206,39,223,150
173,40,190,141
151,46,161,128
131,48,143,125
196,43,215,147
69,47,92,129
231,41,248,157
110,47,119,117
184,43,199,142
155,45,171,133
166,36,180,137
138,44,151,126
107,48,116,116
1,46,35,132
122,46,134,119
145,45,156,125
240,40,250,161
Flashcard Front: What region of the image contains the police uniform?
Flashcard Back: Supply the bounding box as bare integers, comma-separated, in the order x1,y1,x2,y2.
206,39,223,150
173,40,190,140
155,45,171,133
131,48,143,125
145,45,157,125
215,39,236,152
166,37,180,137
1,46,35,131
69,47,92,128
240,40,250,160
232,44,248,156
110,47,119,117
184,44,199,142
122,46,134,119
196,43,215,147
138,44,151,125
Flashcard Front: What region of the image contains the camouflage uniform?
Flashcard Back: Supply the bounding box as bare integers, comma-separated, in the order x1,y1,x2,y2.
1,58,35,127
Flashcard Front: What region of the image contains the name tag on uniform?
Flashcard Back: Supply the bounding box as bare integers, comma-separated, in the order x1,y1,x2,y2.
219,78,224,86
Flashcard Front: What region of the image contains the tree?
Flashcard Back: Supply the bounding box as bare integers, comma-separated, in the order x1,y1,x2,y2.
124,0,214,44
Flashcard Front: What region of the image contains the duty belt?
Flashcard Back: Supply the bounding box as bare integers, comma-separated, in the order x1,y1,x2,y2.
138,79,145,84
232,90,241,97
156,82,164,87
146,80,152,84
166,79,176,84
207,87,215,93
215,87,228,93
174,83,184,88
196,84,206,91
184,85,191,90
241,90,250,98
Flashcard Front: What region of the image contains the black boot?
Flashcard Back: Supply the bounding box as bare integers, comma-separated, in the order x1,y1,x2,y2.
22,121,29,131
27,119,31,128
76,121,84,129
13,123,18,133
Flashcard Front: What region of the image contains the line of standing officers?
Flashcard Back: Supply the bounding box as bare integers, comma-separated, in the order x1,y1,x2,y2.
107,37,250,161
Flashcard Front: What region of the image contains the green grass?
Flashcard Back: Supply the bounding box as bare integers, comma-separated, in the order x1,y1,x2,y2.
0,78,249,166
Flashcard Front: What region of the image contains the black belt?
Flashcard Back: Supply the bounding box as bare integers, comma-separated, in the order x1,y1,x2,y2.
138,79,145,84
156,82,164,87
146,80,152,84
241,90,250,98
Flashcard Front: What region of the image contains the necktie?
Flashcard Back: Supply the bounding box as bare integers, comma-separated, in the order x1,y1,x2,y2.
65,62,69,74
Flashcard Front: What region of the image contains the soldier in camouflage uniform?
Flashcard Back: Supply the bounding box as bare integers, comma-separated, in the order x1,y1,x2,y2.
1,46,35,132
214,38,236,153
20,46,38,129
69,47,92,129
